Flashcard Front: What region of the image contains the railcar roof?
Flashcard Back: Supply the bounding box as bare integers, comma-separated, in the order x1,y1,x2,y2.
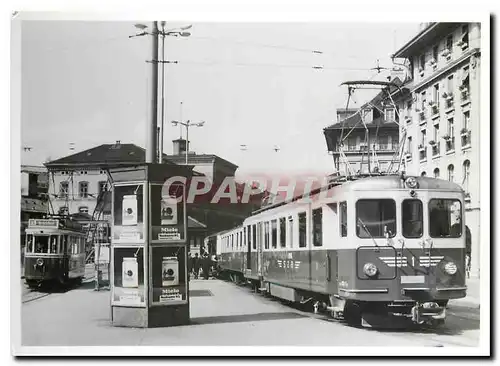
344,175,463,192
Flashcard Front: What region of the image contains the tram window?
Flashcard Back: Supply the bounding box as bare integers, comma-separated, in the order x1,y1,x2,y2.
34,236,49,253
244,228,247,248
340,202,347,237
26,234,34,253
49,236,59,254
429,199,462,238
298,212,307,248
279,218,286,248
288,216,294,248
402,199,423,238
313,208,323,247
271,220,278,249
356,199,396,238
252,224,257,250
264,222,270,249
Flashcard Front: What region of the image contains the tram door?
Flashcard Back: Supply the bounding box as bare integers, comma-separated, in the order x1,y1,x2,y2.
257,222,263,276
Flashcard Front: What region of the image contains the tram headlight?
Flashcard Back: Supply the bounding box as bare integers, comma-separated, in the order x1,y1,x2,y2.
406,177,418,189
444,261,458,275
363,262,378,277
36,258,44,266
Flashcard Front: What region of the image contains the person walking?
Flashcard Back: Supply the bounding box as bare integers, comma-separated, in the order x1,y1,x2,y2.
193,253,200,279
465,253,471,279
202,253,210,280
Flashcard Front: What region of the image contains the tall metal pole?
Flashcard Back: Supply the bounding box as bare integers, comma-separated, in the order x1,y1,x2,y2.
160,22,166,163
185,123,189,165
147,21,159,163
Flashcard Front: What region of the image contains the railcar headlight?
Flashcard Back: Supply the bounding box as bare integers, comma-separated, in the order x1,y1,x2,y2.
444,261,458,275
406,177,418,189
36,258,44,266
363,262,378,277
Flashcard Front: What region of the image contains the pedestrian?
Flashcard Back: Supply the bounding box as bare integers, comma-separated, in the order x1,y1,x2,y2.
202,253,210,280
193,253,200,279
187,253,192,279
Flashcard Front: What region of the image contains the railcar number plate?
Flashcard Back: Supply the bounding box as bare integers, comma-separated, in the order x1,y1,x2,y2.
400,275,425,284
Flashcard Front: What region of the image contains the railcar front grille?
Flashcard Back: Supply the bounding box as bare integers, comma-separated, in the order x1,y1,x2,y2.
378,256,408,267
419,256,444,267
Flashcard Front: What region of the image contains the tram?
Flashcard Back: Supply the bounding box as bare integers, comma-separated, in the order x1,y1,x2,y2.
24,216,87,288
216,174,467,327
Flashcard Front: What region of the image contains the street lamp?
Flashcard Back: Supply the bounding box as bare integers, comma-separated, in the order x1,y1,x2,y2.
130,22,192,162
171,119,206,164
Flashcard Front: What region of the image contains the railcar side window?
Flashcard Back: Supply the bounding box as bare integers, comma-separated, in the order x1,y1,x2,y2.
313,208,323,247
429,199,462,238
340,202,347,237
298,212,307,248
264,222,270,249
252,225,257,250
356,199,396,238
271,220,278,249
279,218,286,248
288,216,294,248
26,234,34,253
402,199,423,238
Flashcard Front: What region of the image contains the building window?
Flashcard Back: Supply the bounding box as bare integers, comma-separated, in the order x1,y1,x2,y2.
340,202,347,237
434,168,440,178
446,34,453,52
460,24,469,49
433,84,440,108
419,130,427,161
406,136,413,159
406,100,413,121
460,66,470,100
385,108,395,122
79,181,89,198
448,164,454,182
419,54,426,71
462,160,471,193
59,181,69,198
378,135,389,151
312,208,322,247
98,181,108,193
462,111,471,147
298,212,307,247
431,124,440,156
79,206,89,214
446,117,455,152
432,45,439,62
420,91,426,111
347,137,357,151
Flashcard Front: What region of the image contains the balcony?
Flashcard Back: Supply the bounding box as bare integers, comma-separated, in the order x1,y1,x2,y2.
428,58,437,70
418,67,425,77
459,86,470,105
456,39,468,51
431,142,441,158
441,48,452,61
416,109,426,124
443,135,455,153
428,101,440,118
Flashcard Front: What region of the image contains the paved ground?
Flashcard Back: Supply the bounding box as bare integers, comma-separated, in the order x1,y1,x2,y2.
19,275,481,348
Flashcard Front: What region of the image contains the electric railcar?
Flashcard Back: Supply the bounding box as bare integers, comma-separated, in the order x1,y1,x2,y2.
216,175,467,327
24,217,87,288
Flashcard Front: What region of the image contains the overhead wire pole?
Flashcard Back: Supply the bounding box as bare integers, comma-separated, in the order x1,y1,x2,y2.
148,21,159,163
160,21,166,163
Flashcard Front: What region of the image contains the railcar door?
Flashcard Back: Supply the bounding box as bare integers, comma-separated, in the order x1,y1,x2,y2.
257,222,263,277
246,226,251,271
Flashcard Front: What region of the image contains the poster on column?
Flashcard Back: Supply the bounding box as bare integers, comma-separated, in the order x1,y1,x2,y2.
112,246,146,306
150,183,185,243
150,246,187,305
113,184,145,244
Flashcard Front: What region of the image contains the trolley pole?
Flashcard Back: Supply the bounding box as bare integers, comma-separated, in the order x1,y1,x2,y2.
147,21,159,164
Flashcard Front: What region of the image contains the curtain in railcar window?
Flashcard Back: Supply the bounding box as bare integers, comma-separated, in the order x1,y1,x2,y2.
271,220,278,249
279,218,286,248
313,208,323,246
298,212,307,248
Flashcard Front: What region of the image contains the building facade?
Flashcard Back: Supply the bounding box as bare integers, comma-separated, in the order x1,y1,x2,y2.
324,79,408,176
393,22,481,277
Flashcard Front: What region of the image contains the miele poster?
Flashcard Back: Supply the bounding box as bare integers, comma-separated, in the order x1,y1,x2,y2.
150,183,185,243
112,247,146,306
112,185,145,244
151,246,187,305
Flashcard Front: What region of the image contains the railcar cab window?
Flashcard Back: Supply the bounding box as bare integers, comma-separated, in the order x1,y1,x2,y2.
313,208,322,247
298,212,307,247
30,235,60,254
356,199,396,238
429,199,462,238
340,202,347,237
402,199,423,238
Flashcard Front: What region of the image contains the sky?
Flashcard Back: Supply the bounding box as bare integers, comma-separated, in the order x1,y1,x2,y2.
19,17,420,178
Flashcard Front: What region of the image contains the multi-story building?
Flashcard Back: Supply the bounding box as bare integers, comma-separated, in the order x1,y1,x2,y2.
392,22,481,277
324,78,408,175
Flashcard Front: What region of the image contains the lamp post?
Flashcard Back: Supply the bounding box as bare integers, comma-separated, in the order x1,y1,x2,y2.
130,22,192,162
171,119,206,164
